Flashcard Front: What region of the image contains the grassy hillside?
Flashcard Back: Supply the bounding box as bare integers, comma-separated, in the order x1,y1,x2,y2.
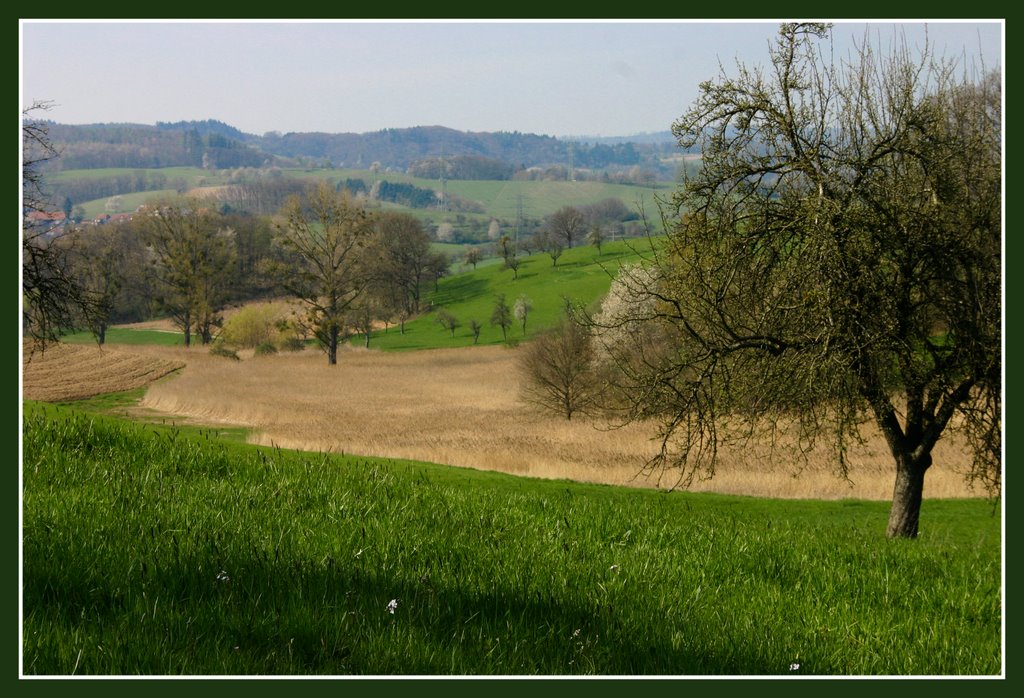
369,238,655,350
443,178,670,221
61,328,185,347
22,402,1001,675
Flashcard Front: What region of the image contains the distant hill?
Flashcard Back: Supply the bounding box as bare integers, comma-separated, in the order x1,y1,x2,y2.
565,131,678,146
155,119,259,144
43,120,270,170
39,120,687,178
262,125,572,170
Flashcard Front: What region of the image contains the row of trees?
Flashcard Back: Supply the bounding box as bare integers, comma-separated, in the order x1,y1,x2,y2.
489,200,635,273
433,294,531,345
39,121,626,361
38,175,622,357
48,170,188,216
122,182,451,364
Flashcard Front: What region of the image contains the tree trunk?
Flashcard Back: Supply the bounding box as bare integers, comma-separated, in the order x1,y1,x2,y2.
327,327,338,365
97,323,106,346
180,310,192,347
886,454,930,539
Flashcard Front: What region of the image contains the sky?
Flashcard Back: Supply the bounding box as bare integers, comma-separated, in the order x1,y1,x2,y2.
21,20,1003,139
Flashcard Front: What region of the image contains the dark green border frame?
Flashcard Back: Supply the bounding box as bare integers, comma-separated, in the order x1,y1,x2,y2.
13,5,1012,698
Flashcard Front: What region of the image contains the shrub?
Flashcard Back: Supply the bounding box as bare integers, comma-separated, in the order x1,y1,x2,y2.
254,342,278,356
280,335,306,352
219,303,289,349
219,302,307,353
209,343,240,361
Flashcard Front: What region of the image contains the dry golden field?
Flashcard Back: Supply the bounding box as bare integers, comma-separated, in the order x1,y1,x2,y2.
25,340,974,500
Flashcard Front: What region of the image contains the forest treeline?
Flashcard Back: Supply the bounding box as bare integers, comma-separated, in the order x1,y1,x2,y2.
39,120,686,179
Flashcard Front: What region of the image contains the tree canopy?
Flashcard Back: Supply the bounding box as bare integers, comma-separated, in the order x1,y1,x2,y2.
273,182,373,365
596,24,1001,538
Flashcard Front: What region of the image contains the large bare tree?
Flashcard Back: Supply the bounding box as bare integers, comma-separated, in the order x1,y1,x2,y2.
521,314,601,421
546,205,586,249
274,182,373,365
63,224,130,345
22,102,96,348
367,211,435,320
598,24,1001,538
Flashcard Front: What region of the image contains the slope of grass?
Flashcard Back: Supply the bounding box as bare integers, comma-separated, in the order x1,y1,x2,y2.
22,403,1001,676
60,327,186,347
441,178,671,221
370,238,656,350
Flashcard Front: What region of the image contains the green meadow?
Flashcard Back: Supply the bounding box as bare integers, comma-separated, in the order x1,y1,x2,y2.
372,239,653,350
22,403,1001,675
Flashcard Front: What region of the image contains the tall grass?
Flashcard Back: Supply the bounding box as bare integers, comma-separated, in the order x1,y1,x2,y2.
23,403,1001,676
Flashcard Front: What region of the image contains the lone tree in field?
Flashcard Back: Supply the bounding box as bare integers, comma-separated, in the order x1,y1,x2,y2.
514,294,533,336
436,308,461,338
464,246,483,270
503,253,521,280
274,182,373,365
536,230,564,267
547,205,586,248
490,294,513,342
521,312,600,420
598,24,1001,539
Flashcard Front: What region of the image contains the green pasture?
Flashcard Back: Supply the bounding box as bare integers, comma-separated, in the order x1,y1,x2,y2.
61,327,186,347
22,402,1002,675
368,238,656,350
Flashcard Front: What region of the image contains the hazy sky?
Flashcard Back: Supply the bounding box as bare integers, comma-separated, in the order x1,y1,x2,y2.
21,20,1003,139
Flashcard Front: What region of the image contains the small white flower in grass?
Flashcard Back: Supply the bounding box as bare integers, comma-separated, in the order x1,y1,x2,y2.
609,564,619,572
789,662,800,671
216,570,230,583
386,598,399,615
